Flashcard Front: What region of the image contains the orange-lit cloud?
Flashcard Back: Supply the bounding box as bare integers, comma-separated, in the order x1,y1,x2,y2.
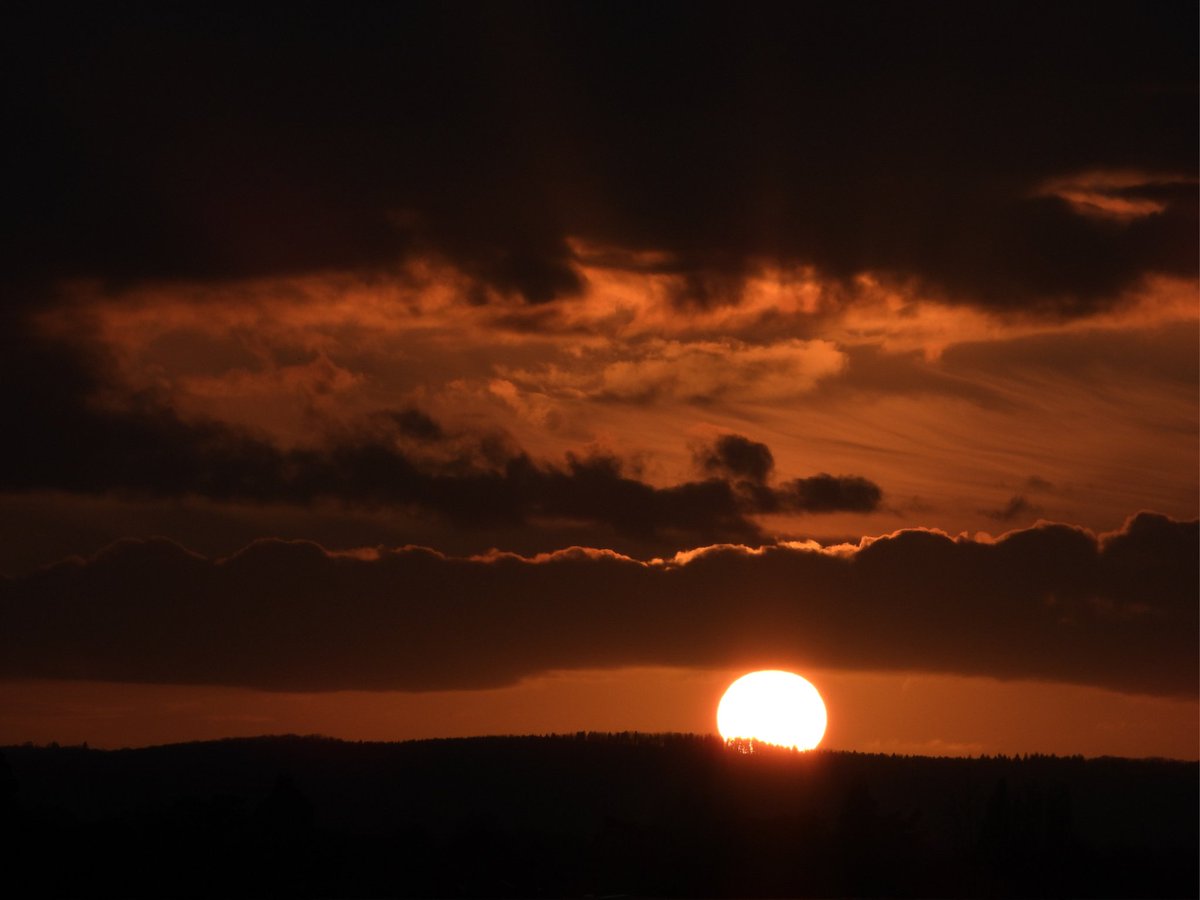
1037,169,1197,221
0,255,1185,568
498,337,845,404
1,5,1195,764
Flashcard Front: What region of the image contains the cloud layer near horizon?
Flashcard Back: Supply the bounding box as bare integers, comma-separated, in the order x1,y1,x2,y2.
3,513,1193,697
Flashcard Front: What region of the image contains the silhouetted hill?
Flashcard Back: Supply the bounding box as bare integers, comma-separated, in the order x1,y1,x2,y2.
1,734,1195,897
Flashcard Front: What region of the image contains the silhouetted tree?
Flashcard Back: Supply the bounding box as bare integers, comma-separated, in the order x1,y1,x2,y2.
0,736,1194,897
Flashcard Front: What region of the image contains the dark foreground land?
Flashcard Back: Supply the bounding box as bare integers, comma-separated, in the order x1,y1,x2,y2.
1,734,1196,898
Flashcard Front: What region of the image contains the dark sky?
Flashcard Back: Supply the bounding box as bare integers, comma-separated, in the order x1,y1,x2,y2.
1,2,1196,754
5,3,1196,302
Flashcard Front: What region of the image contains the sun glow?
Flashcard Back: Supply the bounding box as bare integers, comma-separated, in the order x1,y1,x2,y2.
717,670,828,750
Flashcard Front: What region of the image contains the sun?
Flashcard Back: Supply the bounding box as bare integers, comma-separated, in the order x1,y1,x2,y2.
717,670,828,750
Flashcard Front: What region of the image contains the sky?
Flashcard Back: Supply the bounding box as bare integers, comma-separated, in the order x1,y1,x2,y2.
1,3,1196,758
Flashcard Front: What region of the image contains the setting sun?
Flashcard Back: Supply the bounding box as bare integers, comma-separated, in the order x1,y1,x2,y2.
717,670,828,750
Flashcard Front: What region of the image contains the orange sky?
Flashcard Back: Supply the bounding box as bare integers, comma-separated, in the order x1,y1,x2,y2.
3,255,1195,758
2,5,1196,760
4,669,1195,760
3,256,1197,759
13,263,1196,562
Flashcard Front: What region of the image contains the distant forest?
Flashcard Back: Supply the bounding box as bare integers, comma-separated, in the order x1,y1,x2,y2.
1,734,1196,898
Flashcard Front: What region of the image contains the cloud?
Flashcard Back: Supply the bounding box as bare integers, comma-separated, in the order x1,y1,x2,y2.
502,338,846,405
777,474,883,514
982,496,1043,523
1,513,1193,696
4,399,763,542
1036,170,1197,222
0,319,880,545
4,5,1195,312
689,435,883,515
0,287,880,555
695,434,775,484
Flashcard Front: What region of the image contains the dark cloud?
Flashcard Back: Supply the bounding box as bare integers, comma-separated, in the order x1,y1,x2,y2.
1,514,1193,696
3,3,1195,311
983,495,1043,523
2,394,760,544
385,409,444,443
778,475,883,514
693,435,882,515
695,434,775,484
0,326,879,547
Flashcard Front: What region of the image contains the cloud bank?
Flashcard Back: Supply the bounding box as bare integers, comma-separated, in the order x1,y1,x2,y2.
3,513,1193,697
0,334,881,549
4,4,1196,312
